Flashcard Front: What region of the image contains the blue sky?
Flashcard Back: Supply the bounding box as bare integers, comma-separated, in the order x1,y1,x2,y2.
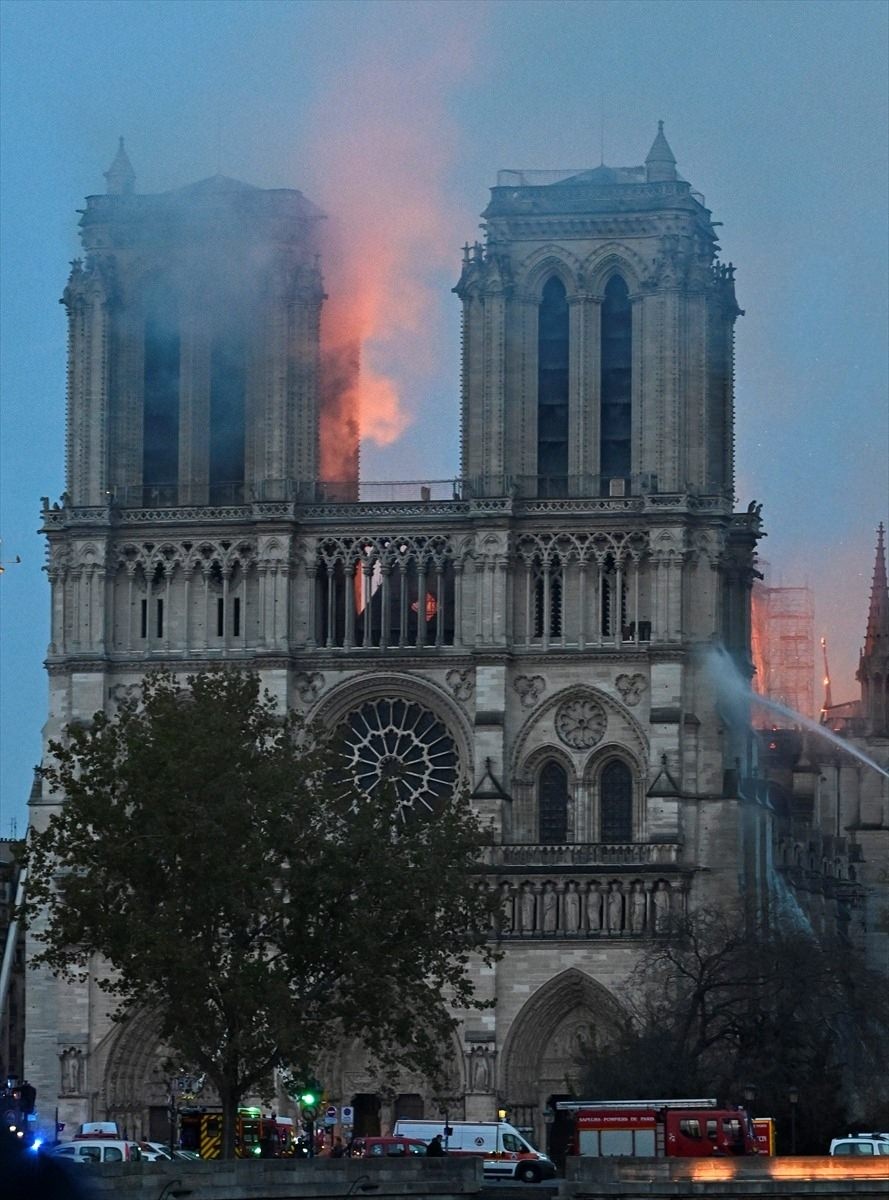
1,0,887,834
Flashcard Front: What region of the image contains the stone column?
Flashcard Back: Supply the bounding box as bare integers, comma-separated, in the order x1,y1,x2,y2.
571,294,601,484
257,563,269,648
304,559,318,650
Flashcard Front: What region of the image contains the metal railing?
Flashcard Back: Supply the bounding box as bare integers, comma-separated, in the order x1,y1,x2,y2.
107,475,666,508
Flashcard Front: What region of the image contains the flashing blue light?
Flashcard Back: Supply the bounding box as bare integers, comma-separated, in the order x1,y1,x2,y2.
30,1138,43,1152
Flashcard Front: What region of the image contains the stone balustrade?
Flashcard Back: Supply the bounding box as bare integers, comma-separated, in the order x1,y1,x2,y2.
486,841,682,867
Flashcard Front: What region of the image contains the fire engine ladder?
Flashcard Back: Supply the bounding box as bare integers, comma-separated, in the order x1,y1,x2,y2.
554,1099,719,1111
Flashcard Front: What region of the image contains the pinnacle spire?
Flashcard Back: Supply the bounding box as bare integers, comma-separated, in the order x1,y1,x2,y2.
863,522,889,656
645,120,677,182
104,137,135,196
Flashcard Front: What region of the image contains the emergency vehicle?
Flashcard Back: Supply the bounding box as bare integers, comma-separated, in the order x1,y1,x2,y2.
393,1119,557,1182
557,1098,758,1158
752,1116,776,1155
178,1106,288,1158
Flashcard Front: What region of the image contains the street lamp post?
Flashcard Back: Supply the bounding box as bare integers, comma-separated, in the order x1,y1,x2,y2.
788,1085,799,1154
742,1083,756,1111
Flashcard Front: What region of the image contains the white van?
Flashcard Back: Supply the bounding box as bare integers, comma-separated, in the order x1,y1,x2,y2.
393,1119,556,1183
829,1135,889,1156
51,1139,142,1164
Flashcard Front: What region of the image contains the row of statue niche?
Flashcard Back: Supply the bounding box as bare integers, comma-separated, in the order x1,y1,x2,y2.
496,878,677,935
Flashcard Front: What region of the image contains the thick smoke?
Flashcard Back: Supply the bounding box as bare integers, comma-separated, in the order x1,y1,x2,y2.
302,13,475,481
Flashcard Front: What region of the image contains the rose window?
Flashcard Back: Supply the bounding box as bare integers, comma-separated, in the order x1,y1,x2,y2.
555,697,607,749
334,697,459,818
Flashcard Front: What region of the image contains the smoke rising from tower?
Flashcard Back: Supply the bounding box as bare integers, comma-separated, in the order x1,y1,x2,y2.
301,16,476,481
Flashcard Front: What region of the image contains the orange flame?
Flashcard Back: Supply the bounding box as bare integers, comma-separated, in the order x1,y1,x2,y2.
302,16,476,482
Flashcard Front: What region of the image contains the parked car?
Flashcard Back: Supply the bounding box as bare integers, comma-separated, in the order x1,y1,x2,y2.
51,1139,142,1163
349,1136,429,1157
139,1140,174,1161
829,1135,889,1156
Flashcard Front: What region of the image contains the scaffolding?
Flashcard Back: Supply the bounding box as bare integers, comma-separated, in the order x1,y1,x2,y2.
750,581,815,725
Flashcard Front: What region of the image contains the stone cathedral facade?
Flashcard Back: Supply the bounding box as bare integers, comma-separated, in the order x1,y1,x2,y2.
29,128,782,1146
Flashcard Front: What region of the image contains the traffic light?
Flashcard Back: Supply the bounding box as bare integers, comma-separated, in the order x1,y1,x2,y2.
296,1074,322,1109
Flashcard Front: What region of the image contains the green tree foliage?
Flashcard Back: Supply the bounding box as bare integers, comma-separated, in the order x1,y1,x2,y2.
577,905,889,1153
21,670,499,1157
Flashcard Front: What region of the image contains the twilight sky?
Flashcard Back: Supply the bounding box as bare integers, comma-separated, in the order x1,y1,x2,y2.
1,0,887,835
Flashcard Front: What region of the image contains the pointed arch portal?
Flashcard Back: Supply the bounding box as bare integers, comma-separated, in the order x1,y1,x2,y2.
499,968,625,1162
501,968,624,1108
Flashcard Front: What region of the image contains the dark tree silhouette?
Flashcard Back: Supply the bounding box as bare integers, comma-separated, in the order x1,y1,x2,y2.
22,670,498,1158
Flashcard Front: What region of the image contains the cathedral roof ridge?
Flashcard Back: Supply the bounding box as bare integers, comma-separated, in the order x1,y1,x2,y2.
172,174,265,195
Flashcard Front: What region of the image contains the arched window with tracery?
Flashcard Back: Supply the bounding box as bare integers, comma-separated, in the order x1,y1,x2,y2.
600,275,631,488
599,759,633,842
537,276,569,496
538,760,568,843
142,280,180,498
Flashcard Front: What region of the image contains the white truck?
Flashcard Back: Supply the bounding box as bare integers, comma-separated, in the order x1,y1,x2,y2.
393,1119,556,1183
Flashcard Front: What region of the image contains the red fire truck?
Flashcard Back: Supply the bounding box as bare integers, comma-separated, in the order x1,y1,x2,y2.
179,1107,290,1158
557,1098,759,1158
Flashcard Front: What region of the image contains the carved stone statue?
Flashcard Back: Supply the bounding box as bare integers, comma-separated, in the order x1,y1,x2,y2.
60,1047,83,1095
520,882,536,932
587,884,603,931
497,881,513,933
606,882,623,932
653,880,671,931
469,1046,491,1091
542,882,558,932
629,881,646,932
563,881,581,932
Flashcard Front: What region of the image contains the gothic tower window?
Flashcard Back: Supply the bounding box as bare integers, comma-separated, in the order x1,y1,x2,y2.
600,275,631,488
142,282,180,498
600,556,626,638
537,276,569,497
209,329,246,503
533,560,563,640
600,759,633,842
538,760,569,843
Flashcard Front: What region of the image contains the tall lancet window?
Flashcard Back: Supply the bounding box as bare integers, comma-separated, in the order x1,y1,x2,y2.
600,759,633,843
538,760,569,844
537,276,569,496
209,326,246,503
600,275,632,487
142,282,180,496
